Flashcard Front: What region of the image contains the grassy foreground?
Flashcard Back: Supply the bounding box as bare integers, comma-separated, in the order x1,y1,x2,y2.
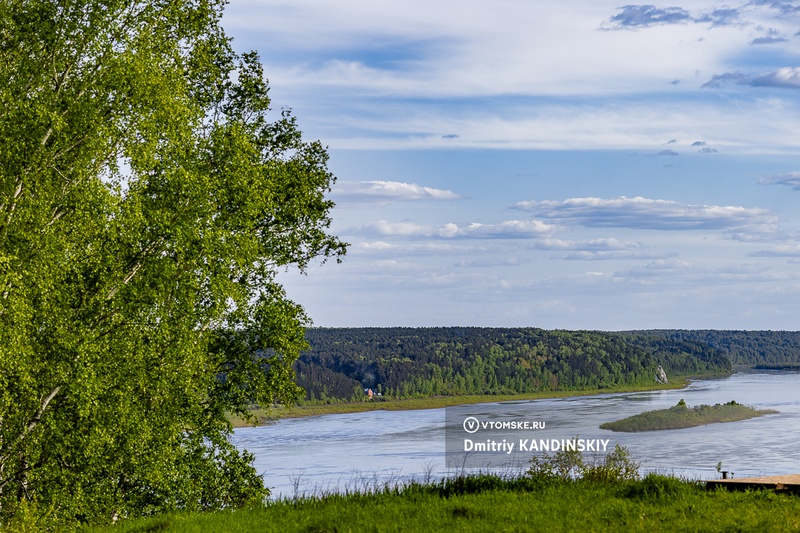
80,474,800,533
229,379,690,427
601,399,778,432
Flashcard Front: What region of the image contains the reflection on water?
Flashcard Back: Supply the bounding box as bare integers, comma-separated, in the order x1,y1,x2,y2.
230,370,800,498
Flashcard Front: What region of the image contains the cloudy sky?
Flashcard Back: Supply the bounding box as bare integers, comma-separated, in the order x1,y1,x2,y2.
223,1,800,330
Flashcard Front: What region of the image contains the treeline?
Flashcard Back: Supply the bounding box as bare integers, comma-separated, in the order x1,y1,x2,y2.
293,328,731,402
632,330,800,366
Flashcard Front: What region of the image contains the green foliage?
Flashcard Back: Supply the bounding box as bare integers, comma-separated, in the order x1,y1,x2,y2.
582,445,641,484
623,473,696,500
410,474,521,498
600,401,777,432
636,329,800,365
295,327,732,402
82,473,800,533
527,444,640,484
0,0,344,526
528,446,584,481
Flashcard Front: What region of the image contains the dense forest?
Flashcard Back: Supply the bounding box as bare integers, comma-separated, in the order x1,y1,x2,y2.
293,328,733,402
632,330,800,366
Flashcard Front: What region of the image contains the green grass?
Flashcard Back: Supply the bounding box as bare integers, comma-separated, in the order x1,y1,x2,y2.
229,379,690,427
600,400,778,432
80,475,800,532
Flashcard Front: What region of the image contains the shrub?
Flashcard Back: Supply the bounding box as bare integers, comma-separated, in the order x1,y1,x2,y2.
582,445,640,483
528,447,584,481
623,473,695,500
527,443,639,483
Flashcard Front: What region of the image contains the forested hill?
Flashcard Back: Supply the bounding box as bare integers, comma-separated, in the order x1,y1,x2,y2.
293,328,731,402
631,330,800,366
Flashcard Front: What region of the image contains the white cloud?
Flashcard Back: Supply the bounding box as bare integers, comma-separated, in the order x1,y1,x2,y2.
760,171,800,189
310,98,800,153
350,220,434,237
513,196,778,233
704,67,800,89
562,250,671,260
352,241,396,251
454,256,532,268
614,259,695,279
224,1,800,153
350,219,556,239
611,259,800,287
352,241,481,254
225,1,754,98
749,244,800,257
438,220,555,238
533,237,671,260
602,5,693,29
223,1,800,330
333,180,463,202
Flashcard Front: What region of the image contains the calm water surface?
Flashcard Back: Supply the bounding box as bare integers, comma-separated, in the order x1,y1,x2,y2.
231,371,799,498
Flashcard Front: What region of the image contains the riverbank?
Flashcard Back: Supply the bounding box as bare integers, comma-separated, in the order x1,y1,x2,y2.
228,378,691,427
83,473,800,533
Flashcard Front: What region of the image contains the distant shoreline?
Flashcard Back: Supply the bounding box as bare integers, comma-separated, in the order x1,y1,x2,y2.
753,363,800,371
229,378,692,427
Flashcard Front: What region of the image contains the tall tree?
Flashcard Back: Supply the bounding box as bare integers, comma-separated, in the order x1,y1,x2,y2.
0,0,345,525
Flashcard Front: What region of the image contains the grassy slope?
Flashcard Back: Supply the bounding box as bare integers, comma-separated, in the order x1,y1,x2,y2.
85,476,800,533
229,379,690,427
601,401,778,432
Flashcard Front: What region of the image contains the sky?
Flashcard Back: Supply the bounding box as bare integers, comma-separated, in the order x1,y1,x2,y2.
222,1,800,330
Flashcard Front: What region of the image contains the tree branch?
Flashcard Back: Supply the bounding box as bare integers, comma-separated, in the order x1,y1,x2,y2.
106,240,160,300
26,386,61,435
0,386,61,487
0,464,32,493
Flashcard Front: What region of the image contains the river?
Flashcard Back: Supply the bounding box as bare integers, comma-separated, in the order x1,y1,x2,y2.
230,370,799,499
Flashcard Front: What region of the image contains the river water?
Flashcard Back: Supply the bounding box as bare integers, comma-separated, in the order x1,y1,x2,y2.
230,370,799,499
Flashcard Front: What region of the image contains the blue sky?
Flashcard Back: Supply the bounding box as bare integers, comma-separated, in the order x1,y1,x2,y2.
223,1,800,330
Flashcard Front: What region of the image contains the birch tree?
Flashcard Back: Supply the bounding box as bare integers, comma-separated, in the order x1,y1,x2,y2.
0,0,344,525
